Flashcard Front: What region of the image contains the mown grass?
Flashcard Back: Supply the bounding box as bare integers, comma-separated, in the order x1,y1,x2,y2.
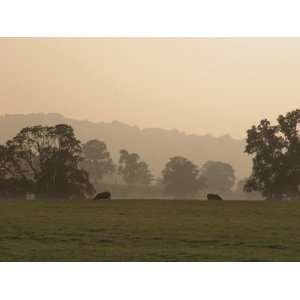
0,199,300,261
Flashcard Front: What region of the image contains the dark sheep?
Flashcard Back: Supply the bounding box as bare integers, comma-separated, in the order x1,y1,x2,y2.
93,191,111,200
207,193,223,200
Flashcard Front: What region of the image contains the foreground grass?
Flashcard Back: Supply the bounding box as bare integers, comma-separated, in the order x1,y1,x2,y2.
0,199,300,261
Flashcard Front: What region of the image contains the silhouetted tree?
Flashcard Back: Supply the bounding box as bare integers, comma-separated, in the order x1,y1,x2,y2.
200,161,235,192
245,109,300,200
82,139,115,184
118,149,153,185
0,143,32,197
162,156,205,198
0,145,8,178
0,145,17,197
4,124,95,198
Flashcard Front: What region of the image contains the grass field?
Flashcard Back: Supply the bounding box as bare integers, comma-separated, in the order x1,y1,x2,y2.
1,199,300,261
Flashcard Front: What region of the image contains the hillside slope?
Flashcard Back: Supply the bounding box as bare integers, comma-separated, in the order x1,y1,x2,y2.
0,113,251,179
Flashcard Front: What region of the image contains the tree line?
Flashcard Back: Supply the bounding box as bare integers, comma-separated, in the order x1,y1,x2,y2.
1,108,298,200
0,124,237,199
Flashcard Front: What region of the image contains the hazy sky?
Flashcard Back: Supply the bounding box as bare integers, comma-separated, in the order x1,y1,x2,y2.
1,38,300,138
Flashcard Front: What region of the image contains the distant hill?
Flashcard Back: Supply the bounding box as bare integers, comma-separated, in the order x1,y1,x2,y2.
0,113,251,180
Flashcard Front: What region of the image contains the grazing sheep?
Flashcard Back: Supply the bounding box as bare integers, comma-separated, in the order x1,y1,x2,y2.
207,193,223,200
93,191,111,201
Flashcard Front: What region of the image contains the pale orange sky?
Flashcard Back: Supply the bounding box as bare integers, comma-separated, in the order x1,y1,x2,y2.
1,38,300,138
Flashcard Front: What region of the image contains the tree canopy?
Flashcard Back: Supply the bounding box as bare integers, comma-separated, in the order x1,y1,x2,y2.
82,139,115,184
118,149,153,185
162,156,205,198
245,109,300,200
200,160,235,192
0,124,95,198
